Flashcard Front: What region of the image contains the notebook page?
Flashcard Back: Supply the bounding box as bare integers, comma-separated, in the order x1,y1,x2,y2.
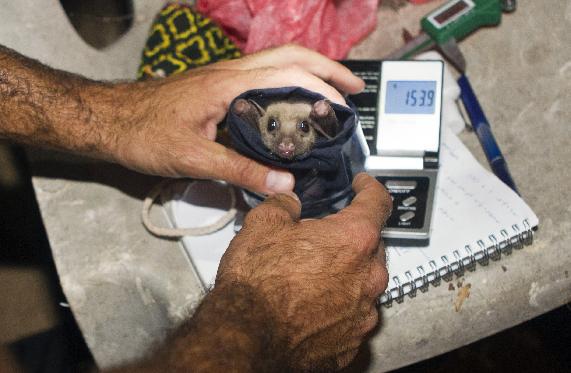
385,128,539,282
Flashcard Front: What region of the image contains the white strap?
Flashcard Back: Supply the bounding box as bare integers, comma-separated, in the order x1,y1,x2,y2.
141,179,237,238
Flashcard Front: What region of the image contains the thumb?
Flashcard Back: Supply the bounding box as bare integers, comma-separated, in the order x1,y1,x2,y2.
195,139,294,195
243,192,302,232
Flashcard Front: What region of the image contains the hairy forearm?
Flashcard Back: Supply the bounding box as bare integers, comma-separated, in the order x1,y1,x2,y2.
116,284,287,372
0,45,138,161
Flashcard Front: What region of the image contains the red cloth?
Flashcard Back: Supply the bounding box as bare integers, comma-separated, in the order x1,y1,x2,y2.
196,0,380,60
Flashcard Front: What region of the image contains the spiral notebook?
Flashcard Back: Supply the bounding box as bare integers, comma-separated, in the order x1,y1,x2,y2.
165,128,539,306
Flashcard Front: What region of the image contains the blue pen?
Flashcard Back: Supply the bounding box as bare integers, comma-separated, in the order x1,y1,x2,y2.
458,74,519,194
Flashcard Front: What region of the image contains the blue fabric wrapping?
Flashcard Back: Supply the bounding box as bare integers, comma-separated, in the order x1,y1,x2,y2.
227,87,358,217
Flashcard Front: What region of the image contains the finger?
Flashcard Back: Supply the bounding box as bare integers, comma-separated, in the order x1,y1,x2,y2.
253,66,348,106
365,254,389,299
332,173,392,232
336,349,360,369
195,67,347,118
323,174,391,258
358,306,380,336
280,46,365,95
243,192,302,230
181,137,294,194
376,240,388,267
215,44,365,95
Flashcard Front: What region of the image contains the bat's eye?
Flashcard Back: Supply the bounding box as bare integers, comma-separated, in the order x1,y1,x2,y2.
298,121,310,133
267,118,278,132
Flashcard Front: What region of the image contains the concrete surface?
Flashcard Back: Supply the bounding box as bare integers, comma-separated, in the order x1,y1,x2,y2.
1,0,570,371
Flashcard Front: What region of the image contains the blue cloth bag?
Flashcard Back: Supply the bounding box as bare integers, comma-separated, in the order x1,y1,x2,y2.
227,87,360,218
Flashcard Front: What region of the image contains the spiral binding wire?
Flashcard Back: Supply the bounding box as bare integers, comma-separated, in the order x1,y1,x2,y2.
379,219,535,307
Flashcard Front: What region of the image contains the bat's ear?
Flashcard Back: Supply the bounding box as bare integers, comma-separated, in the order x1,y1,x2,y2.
310,99,339,139
232,99,265,129
247,99,265,116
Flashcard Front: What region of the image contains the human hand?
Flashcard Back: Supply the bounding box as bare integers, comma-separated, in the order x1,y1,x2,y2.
215,173,391,370
109,45,364,194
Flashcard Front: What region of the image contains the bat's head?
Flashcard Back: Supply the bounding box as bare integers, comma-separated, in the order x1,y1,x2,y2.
259,101,318,159
232,98,338,160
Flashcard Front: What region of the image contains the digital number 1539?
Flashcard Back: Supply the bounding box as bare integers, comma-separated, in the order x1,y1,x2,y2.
405,90,434,107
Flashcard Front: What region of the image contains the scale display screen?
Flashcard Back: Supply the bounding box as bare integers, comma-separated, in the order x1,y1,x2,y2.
385,80,436,115
428,0,474,29
435,0,470,25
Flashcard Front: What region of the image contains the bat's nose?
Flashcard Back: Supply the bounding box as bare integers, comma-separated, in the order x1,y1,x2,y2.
278,142,295,158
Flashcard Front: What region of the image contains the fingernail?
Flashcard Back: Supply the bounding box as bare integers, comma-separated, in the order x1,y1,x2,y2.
265,171,294,192
283,191,300,204
357,77,366,93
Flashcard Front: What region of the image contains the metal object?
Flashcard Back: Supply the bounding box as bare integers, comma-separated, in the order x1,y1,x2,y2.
502,0,517,13
385,0,515,70
439,38,466,73
385,32,433,61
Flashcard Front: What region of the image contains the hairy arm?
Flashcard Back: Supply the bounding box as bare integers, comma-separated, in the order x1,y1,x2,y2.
0,44,364,194
115,174,390,372
119,284,286,373
0,44,127,160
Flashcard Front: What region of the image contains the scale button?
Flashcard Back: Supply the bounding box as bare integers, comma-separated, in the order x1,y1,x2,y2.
402,196,417,207
399,211,415,222
385,180,417,190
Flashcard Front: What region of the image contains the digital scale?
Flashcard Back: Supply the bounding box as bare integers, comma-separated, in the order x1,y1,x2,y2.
344,60,444,246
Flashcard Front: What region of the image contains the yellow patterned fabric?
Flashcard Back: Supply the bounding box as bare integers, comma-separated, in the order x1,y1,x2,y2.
138,3,241,79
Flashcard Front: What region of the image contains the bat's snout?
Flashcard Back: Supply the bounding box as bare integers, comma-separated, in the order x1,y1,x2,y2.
277,141,295,159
